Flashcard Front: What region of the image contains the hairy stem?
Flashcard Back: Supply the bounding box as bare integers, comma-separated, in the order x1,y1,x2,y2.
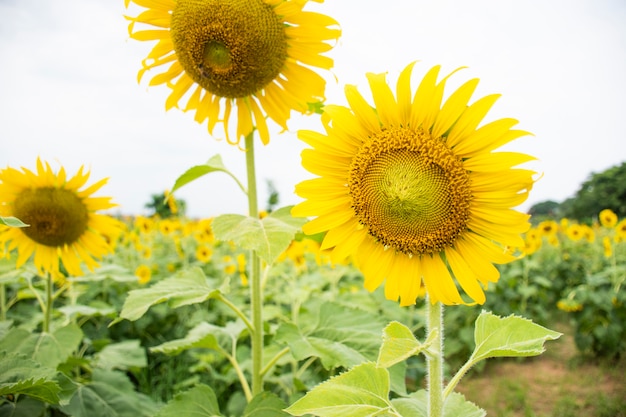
245,132,264,396
427,298,444,417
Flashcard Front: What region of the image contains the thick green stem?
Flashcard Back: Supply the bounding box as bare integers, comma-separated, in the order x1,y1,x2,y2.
245,132,264,396
43,273,53,333
0,283,6,321
426,298,444,417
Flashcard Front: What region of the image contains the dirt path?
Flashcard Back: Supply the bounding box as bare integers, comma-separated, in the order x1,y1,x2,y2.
456,322,626,417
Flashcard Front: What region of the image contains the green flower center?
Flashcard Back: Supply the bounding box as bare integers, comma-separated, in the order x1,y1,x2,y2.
171,0,288,98
13,188,89,247
349,127,472,255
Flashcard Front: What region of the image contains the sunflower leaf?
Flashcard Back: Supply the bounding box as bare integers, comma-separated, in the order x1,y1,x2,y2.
170,154,247,196
0,324,83,369
0,352,61,404
92,340,147,370
275,302,386,370
154,384,222,417
212,206,306,265
150,321,246,356
377,321,435,368
117,267,228,322
244,392,289,417
391,390,485,417
470,311,562,364
0,216,29,227
284,362,393,417
60,370,158,417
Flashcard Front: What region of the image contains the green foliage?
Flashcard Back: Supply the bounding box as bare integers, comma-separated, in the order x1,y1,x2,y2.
265,180,280,213
0,216,29,227
117,267,228,322
0,353,60,404
562,161,626,221
154,384,221,417
144,192,187,218
170,154,247,196
470,312,561,362
286,312,559,417
212,206,306,265
528,200,560,218
1,206,620,416
59,370,158,417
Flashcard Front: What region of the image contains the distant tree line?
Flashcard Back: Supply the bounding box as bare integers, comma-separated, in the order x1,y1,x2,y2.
529,161,626,223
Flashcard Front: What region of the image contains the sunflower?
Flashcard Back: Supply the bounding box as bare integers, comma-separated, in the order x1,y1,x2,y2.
599,208,618,228
125,0,340,146
135,264,152,284
292,62,536,306
0,159,121,278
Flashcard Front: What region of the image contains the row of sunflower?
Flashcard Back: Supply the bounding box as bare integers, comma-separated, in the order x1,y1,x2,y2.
1,160,624,352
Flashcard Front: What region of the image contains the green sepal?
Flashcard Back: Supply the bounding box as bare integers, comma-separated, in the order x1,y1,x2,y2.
0,216,29,227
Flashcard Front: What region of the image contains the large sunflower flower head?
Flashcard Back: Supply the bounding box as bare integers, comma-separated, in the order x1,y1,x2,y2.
0,159,122,279
292,62,537,306
125,0,340,146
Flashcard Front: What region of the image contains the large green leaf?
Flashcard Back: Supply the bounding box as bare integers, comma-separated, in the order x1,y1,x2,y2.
0,216,29,227
170,154,246,195
285,362,392,417
243,392,290,417
276,323,368,369
154,384,222,417
276,302,387,370
471,311,562,363
150,321,246,356
0,324,83,369
117,267,228,322
0,395,46,417
60,370,158,417
212,206,306,265
391,390,485,417
93,340,147,370
377,321,435,369
0,353,60,404
58,303,116,320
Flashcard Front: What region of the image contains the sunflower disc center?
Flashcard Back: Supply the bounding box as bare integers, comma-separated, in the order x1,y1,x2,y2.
171,0,288,98
349,127,472,255
13,188,89,247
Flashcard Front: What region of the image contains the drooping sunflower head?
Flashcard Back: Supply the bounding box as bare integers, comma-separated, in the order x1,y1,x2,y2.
293,62,537,306
125,0,340,146
0,159,122,278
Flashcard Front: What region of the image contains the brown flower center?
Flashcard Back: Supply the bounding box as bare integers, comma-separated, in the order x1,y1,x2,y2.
171,0,288,98
13,188,89,247
349,127,472,255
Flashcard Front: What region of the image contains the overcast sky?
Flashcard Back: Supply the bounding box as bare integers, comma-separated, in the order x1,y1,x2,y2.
1,0,625,218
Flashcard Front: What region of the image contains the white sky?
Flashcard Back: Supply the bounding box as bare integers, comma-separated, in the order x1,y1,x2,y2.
1,0,625,218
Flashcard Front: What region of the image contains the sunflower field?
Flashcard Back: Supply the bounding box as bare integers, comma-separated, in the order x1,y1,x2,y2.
1,206,624,416
1,0,624,415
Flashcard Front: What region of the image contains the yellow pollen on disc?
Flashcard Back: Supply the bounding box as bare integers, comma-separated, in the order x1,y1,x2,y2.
13,188,89,247
349,127,472,255
171,0,288,98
